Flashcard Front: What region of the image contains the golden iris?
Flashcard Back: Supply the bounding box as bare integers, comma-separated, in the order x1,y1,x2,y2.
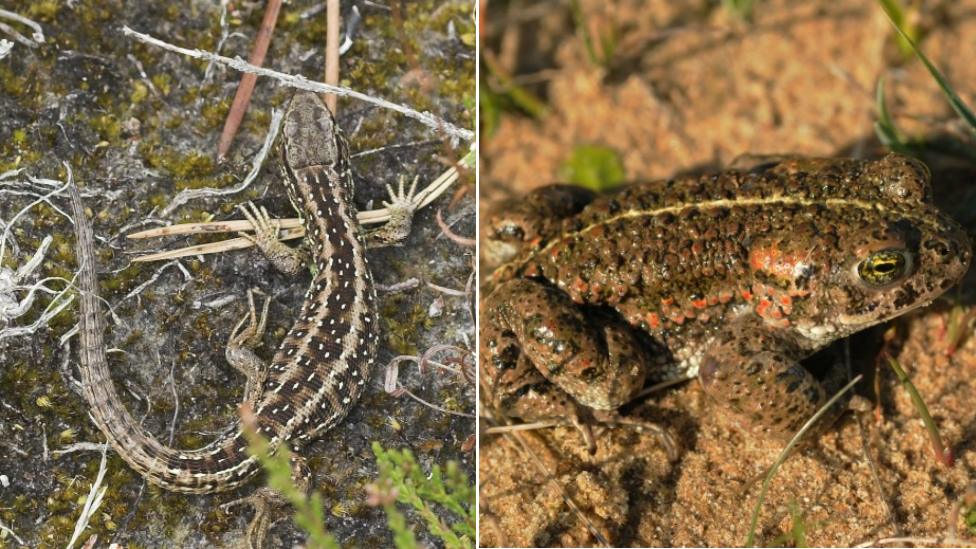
857,249,908,286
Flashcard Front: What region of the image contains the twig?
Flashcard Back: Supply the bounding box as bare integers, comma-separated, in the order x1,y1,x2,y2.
426,281,467,296
349,138,442,159
203,0,232,83
165,107,283,217
384,353,475,418
376,278,421,293
482,420,568,434
435,208,474,247
0,519,24,546
216,0,282,159
51,442,110,456
0,21,35,48
323,0,340,113
118,261,191,311
121,26,474,142
419,344,474,381
0,8,44,44
854,536,976,548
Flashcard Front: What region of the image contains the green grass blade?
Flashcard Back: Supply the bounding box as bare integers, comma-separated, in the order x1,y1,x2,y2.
878,2,976,134
874,76,910,152
886,356,952,465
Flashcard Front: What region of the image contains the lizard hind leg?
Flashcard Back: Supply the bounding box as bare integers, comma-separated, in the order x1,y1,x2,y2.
225,289,272,407
221,453,312,549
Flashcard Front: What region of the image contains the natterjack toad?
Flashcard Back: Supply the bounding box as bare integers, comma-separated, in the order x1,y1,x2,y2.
481,154,971,439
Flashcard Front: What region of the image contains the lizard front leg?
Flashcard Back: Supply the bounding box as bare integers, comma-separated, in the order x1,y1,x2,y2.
365,175,419,248
238,201,308,274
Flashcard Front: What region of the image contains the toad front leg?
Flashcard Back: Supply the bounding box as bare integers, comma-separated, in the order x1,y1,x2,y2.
698,317,849,438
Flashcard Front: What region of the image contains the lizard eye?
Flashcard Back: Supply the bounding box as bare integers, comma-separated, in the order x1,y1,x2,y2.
856,249,912,287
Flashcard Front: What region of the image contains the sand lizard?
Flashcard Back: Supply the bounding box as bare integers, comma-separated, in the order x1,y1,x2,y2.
69,92,417,518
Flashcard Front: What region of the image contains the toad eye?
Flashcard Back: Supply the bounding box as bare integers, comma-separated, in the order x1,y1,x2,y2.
856,249,912,287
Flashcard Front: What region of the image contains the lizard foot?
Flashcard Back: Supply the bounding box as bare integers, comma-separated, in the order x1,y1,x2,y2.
221,454,312,549
222,486,287,549
238,202,306,274
366,174,419,248
226,289,271,407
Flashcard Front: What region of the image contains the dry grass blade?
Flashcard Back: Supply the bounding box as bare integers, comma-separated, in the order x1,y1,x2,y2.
130,230,303,263
127,147,471,262
854,536,976,547
66,445,109,549
128,220,303,240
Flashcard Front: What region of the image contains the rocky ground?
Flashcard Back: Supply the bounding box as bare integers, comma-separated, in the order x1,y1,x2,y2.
0,1,475,547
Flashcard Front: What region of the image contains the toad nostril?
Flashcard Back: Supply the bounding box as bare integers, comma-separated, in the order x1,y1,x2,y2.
923,239,950,258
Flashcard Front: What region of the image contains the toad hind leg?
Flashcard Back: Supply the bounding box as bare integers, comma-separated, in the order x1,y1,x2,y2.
698,317,849,438
484,278,648,411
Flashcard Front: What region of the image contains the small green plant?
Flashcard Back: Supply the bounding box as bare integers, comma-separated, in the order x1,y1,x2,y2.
944,302,975,357
878,1,976,135
723,0,758,21
371,442,475,549
877,0,922,58
559,144,626,191
769,499,811,548
480,47,549,139
886,355,952,466
966,502,976,535
570,0,619,68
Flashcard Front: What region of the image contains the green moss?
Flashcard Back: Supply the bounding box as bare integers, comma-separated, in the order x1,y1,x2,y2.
26,0,59,21
89,114,123,143
131,81,150,104
383,301,433,356
151,72,173,97
198,97,231,132
12,128,28,147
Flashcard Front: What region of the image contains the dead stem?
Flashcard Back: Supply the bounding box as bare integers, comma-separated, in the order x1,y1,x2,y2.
216,0,282,159
323,0,340,113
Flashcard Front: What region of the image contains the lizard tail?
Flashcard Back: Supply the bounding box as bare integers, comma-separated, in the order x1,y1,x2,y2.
69,182,259,493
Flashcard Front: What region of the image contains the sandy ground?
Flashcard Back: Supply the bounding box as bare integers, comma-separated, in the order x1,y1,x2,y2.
479,0,976,546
